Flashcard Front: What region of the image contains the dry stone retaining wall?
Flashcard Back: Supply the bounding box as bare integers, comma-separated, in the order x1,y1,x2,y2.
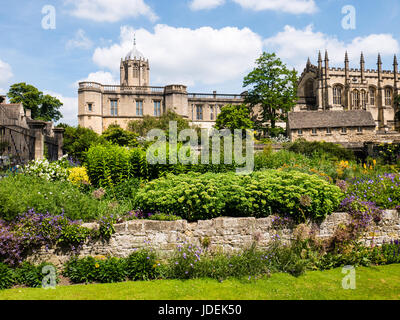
27,210,400,268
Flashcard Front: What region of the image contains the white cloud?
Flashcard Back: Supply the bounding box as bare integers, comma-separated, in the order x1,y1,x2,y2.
64,0,158,22
0,59,13,91
264,24,400,71
75,71,118,88
92,24,263,87
233,0,317,14
66,29,93,50
45,91,78,126
190,0,225,11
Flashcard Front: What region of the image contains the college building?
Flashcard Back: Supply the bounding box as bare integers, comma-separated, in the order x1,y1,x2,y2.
78,41,245,134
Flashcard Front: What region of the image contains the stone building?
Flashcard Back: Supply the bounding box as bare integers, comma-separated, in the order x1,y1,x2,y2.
295,51,400,132
287,110,377,144
78,41,245,134
0,95,64,164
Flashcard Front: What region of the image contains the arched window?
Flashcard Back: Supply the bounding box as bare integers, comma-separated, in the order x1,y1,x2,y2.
385,87,393,106
333,86,342,105
369,87,376,106
361,90,367,109
352,90,360,109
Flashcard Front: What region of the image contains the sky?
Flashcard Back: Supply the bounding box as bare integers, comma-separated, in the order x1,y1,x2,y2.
0,0,399,125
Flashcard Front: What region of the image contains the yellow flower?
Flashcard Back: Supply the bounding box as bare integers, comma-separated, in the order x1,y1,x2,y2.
95,263,100,268
363,163,367,169
68,167,90,185
373,159,376,166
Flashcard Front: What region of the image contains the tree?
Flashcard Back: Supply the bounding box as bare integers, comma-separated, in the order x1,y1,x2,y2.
101,124,138,147
243,52,298,134
7,83,63,122
61,125,100,163
128,110,193,137
215,104,253,131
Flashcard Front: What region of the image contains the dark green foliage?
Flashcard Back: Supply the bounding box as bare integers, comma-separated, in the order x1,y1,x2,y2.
125,249,159,281
96,257,127,283
62,125,100,164
101,124,138,147
215,103,254,131
127,110,193,138
14,262,58,288
243,52,297,130
285,139,355,161
0,262,15,290
134,170,344,222
7,83,63,122
63,257,99,284
63,256,127,284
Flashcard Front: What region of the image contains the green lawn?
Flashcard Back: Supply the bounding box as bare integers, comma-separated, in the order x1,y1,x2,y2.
2,264,400,300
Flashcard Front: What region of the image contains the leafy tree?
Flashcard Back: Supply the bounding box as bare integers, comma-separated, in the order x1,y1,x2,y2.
101,124,138,147
215,104,254,131
61,125,100,163
243,52,298,134
7,83,63,122
128,110,193,137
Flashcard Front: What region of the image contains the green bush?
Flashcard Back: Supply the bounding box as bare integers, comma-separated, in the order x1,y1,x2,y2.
125,249,159,281
0,174,128,222
96,257,127,283
0,262,15,290
14,262,58,288
63,256,127,284
285,139,355,161
63,256,99,284
134,170,344,222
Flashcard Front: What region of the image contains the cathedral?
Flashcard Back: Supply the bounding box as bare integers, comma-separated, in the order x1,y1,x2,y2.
295,51,400,131
78,40,244,134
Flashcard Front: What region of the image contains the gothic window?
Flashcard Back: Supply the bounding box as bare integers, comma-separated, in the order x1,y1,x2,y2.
351,90,360,109
369,88,376,106
361,90,367,108
88,103,93,112
136,100,143,116
110,100,118,116
210,105,214,120
154,101,161,116
196,105,203,120
385,88,393,106
341,127,347,134
333,86,342,105
326,127,331,134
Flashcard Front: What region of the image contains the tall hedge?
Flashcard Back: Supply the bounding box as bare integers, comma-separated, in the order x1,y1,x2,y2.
133,170,344,222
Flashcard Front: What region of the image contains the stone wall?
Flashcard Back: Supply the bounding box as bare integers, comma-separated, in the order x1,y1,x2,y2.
27,210,400,268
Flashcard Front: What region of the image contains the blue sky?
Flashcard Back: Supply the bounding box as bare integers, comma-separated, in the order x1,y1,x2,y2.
0,0,399,125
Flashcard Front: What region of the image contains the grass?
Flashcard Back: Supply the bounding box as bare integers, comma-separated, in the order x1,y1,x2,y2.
1,264,400,300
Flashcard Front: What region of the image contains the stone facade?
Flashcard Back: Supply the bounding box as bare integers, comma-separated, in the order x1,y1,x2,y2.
78,41,245,134
0,101,63,163
27,211,400,268
295,52,400,132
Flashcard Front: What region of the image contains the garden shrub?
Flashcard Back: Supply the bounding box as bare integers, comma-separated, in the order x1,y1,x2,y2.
68,167,90,185
125,249,160,281
0,210,91,265
20,158,70,181
134,170,344,222
0,262,15,289
346,174,400,209
14,262,58,288
64,256,127,284
0,174,127,222
285,139,355,161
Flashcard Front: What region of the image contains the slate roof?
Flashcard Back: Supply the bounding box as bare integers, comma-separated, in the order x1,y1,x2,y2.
288,110,376,130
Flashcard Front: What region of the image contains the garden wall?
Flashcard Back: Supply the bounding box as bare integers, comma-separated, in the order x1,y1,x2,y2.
27,210,400,268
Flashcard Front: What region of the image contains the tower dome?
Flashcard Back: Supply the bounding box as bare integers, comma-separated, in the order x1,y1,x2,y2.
125,36,145,60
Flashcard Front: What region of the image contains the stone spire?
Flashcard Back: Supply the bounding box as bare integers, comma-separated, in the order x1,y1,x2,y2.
394,54,398,89
344,51,349,84
377,53,382,84
360,52,365,83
